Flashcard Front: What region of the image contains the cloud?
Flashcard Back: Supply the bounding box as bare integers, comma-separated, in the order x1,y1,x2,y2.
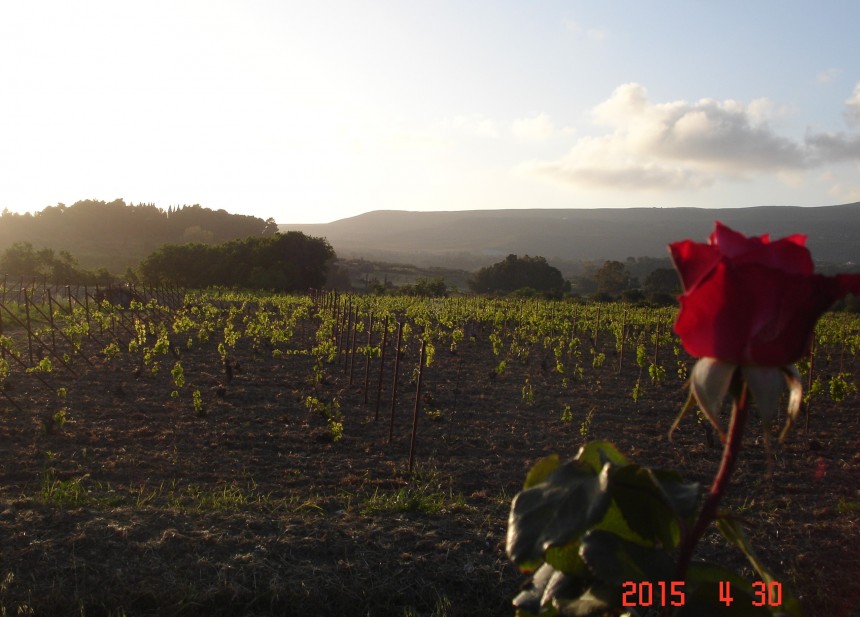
524,159,712,191
562,18,607,42
511,113,556,142
444,114,500,138
817,68,842,84
523,83,860,193
805,131,860,162
845,83,860,127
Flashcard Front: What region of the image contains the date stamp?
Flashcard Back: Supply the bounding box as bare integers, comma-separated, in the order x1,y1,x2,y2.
621,581,783,608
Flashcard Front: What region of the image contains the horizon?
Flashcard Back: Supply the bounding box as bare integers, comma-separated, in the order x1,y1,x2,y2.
2,2,859,225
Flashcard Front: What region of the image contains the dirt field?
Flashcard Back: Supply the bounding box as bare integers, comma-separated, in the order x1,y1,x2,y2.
0,316,858,616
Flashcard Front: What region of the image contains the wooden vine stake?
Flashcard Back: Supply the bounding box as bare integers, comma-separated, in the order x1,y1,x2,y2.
652,318,661,384
363,313,373,403
374,316,389,420
348,310,359,384
23,289,34,365
388,321,404,443
805,336,816,433
617,309,627,375
408,338,426,474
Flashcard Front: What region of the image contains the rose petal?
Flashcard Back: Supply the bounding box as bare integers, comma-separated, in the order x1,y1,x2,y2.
674,260,753,363
731,235,813,276
835,273,860,297
710,221,769,257
746,272,860,364
689,357,736,442
671,222,860,367
675,261,854,366
668,239,720,291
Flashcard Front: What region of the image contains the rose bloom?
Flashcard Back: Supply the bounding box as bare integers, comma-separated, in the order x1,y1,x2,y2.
670,222,860,367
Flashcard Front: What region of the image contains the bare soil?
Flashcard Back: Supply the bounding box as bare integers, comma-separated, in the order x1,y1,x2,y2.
0,315,858,617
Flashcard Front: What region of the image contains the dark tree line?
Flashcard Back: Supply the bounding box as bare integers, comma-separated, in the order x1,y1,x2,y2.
0,199,279,273
0,242,114,285
139,233,335,291
469,254,570,296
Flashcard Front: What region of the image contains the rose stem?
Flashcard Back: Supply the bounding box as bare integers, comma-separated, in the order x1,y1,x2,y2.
675,376,750,583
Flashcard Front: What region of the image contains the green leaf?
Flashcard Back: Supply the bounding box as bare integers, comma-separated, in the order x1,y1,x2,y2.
593,499,650,546
575,441,629,472
545,542,587,577
579,529,676,585
507,461,612,570
650,468,702,522
525,455,562,489
512,563,569,616
715,518,803,617
553,582,617,617
609,464,678,548
676,562,771,617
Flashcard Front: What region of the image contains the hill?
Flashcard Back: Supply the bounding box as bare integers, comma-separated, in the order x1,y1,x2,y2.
0,200,279,273
280,203,860,269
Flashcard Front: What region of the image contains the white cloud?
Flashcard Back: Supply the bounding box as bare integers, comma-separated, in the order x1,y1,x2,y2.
563,18,582,34
845,83,860,127
562,18,607,42
827,180,860,203
817,68,842,84
443,114,500,138
523,83,860,193
585,28,608,42
511,113,556,142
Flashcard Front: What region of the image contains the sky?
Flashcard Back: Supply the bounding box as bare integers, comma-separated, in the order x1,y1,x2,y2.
1,1,859,224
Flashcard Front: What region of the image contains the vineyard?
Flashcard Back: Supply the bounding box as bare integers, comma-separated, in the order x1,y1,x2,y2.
0,281,858,616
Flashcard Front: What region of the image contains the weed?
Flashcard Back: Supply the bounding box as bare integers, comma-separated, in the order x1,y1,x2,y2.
560,404,573,423
424,408,444,421
43,408,69,435
362,485,445,514
836,498,860,513
192,388,205,416
39,471,87,507
521,377,534,407
579,407,595,439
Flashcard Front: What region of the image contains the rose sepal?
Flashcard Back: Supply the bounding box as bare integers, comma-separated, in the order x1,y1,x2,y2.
670,358,803,446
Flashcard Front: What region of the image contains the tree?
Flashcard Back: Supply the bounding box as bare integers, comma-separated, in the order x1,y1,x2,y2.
139,232,335,291
402,276,449,297
595,260,635,297
262,217,280,236
469,254,569,295
644,267,681,295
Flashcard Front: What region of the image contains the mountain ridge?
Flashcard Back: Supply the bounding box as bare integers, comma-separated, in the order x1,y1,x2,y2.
280,202,860,267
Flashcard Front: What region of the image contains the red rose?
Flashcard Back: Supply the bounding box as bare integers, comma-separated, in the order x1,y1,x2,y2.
670,221,860,366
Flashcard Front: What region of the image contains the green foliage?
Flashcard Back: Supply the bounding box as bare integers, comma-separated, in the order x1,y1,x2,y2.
0,241,111,285
171,361,186,389
192,389,205,416
560,404,573,422
26,357,53,374
828,372,856,402
304,395,344,442
0,199,275,274
595,261,636,298
401,276,449,297
469,254,569,295
507,443,801,617
579,408,594,438
139,232,335,291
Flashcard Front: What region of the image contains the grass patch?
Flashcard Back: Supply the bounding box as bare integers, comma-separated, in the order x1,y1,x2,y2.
360,463,467,515
38,472,124,508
